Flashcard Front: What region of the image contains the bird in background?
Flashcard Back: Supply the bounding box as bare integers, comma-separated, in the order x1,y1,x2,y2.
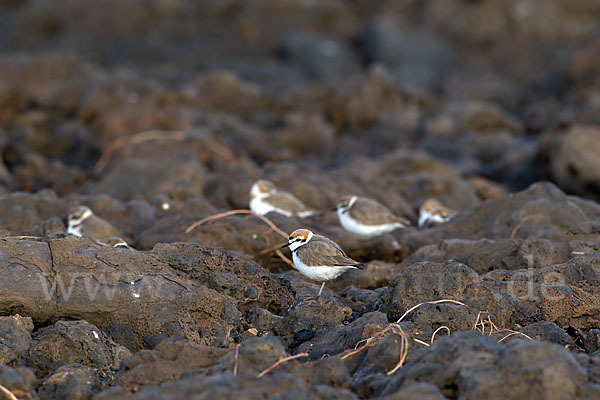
250,179,316,218
418,198,457,228
107,237,134,250
67,205,129,247
336,195,410,239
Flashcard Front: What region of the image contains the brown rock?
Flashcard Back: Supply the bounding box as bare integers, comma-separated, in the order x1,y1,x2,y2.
551,125,600,200
38,364,100,400
29,320,131,378
385,260,479,322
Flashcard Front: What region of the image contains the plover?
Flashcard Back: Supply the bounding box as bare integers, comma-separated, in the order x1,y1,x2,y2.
67,205,123,245
250,179,315,217
336,195,410,239
107,237,134,250
282,228,363,295
418,199,456,228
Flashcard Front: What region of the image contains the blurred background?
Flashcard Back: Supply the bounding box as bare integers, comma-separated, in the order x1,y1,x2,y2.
0,0,599,203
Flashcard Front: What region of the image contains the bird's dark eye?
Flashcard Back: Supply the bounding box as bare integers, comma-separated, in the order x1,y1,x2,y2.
288,236,292,240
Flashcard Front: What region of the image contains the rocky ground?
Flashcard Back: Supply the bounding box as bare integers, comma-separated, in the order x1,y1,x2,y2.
0,0,600,399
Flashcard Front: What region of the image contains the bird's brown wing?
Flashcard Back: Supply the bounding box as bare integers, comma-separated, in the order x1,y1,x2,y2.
349,198,408,226
268,191,312,214
299,236,362,267
83,216,123,244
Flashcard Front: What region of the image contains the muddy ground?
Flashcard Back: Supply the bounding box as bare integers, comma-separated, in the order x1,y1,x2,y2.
1,1,600,399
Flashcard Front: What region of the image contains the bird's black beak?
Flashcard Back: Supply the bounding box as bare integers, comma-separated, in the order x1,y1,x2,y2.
280,242,291,248
331,207,338,212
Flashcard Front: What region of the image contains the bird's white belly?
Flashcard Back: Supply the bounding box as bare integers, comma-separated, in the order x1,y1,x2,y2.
67,224,82,237
338,212,402,239
295,210,315,218
250,198,292,217
292,252,355,281
418,211,447,228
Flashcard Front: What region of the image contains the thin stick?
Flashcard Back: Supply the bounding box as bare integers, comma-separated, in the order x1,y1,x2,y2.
339,327,392,360
413,338,430,347
509,214,545,239
275,249,296,270
340,345,369,360
255,239,297,269
566,200,589,220
185,209,288,238
339,323,412,372
497,331,530,343
258,242,288,255
571,251,587,255
257,353,308,377
386,324,409,375
11,390,34,400
354,337,373,349
233,344,240,376
486,314,496,336
0,384,18,400
430,326,450,344
472,311,533,342
95,130,187,172
397,299,469,323
339,337,376,360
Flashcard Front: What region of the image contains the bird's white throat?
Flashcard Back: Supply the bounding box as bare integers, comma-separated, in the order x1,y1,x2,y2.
67,208,93,236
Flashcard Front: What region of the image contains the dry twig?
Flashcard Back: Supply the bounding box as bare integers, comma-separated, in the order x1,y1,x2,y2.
185,209,288,238
509,214,545,239
413,338,430,347
397,299,469,323
185,209,294,267
338,323,410,375
258,242,288,255
233,344,241,376
430,325,450,344
472,311,533,342
95,129,236,173
258,243,297,269
386,324,409,375
95,130,187,172
257,353,309,378
275,249,296,269
0,384,18,400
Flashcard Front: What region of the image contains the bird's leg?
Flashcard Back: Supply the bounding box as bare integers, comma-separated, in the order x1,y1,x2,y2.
318,282,325,296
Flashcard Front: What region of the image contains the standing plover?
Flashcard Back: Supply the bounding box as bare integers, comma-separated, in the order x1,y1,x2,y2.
336,195,410,239
282,228,363,295
250,179,315,217
418,199,456,228
107,237,134,250
67,205,123,245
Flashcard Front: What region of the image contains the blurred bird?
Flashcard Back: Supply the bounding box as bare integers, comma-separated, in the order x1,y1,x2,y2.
282,228,363,295
418,199,457,228
336,195,410,239
67,205,124,245
107,237,134,250
249,179,316,217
